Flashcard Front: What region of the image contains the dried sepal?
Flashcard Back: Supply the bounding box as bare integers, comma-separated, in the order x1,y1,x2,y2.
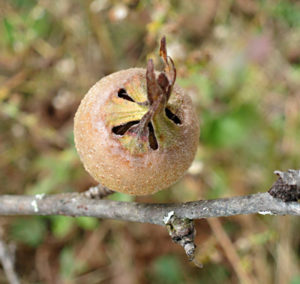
146,59,161,104
268,169,300,202
157,72,169,94
159,36,177,100
113,37,182,148
159,36,170,73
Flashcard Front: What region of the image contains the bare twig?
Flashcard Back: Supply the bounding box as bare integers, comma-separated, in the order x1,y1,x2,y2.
0,237,20,284
0,192,298,225
207,218,255,284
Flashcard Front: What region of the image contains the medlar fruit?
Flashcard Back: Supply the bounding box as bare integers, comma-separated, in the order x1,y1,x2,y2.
74,37,199,195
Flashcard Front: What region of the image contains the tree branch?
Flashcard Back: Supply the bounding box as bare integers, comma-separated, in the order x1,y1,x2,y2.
0,192,298,225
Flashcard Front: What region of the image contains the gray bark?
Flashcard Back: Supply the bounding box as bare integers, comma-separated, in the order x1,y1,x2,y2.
0,192,298,225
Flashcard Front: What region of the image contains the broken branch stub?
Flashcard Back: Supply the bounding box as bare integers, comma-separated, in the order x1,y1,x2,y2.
268,169,300,202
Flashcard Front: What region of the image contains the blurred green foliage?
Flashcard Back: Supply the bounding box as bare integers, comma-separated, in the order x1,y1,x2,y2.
60,246,85,281
151,255,184,284
271,0,300,27
10,217,47,247
291,276,300,284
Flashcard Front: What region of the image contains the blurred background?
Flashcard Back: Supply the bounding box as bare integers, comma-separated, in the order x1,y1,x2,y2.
0,0,300,283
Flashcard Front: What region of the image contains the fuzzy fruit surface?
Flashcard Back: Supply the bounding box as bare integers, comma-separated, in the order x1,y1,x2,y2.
74,68,199,195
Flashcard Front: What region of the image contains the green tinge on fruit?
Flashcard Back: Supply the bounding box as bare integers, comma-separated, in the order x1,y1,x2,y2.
105,96,147,127
123,75,147,103
103,73,182,154
119,133,149,155
152,110,180,148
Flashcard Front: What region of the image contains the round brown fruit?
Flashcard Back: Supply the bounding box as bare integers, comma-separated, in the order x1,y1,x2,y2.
74,38,199,195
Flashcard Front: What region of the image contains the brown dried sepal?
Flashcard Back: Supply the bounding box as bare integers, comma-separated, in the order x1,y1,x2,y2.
159,36,176,101
146,59,162,105
134,37,178,141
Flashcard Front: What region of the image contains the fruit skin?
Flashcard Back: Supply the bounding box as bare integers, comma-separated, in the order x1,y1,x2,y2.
74,68,199,195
